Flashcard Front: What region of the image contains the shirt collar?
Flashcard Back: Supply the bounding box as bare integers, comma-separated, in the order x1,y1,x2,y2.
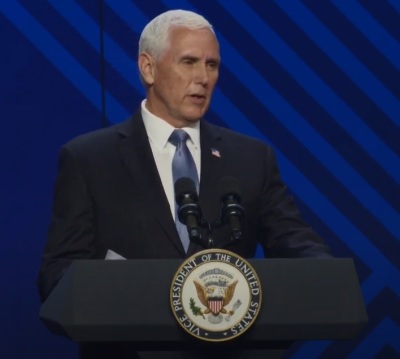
141,99,200,151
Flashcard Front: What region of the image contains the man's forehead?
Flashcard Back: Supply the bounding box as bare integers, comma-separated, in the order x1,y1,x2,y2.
168,26,218,43
167,27,219,54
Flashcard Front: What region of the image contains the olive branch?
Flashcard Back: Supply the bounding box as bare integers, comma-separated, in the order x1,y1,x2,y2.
189,298,205,319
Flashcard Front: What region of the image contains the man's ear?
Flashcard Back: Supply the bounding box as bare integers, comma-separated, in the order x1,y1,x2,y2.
138,53,155,85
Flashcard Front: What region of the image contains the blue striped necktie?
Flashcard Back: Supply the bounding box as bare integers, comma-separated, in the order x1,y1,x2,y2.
169,129,199,252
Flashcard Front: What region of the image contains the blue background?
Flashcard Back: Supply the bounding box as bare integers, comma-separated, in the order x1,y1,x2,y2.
1,1,399,358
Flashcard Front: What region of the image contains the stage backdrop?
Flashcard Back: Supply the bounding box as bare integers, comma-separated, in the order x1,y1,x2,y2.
1,1,399,358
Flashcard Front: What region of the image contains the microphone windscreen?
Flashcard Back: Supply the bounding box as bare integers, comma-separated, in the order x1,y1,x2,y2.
175,177,197,204
219,177,241,200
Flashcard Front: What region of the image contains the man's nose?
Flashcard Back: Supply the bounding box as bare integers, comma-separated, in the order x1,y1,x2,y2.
194,64,209,85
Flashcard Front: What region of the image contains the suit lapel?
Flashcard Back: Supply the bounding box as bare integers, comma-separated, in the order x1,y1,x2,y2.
117,112,185,256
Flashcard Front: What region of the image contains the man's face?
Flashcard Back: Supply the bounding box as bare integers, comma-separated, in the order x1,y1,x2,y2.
142,27,220,128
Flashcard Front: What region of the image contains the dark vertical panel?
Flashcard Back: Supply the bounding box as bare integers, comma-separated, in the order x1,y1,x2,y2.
99,0,106,127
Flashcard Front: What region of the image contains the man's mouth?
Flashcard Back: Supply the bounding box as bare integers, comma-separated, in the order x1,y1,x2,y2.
190,94,206,99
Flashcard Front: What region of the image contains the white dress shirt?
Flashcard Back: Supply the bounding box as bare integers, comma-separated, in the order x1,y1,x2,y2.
141,100,201,219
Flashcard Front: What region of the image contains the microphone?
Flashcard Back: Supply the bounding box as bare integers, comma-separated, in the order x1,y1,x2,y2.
174,177,202,243
219,177,245,243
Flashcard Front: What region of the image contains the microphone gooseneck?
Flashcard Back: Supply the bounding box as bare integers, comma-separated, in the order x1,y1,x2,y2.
219,177,245,243
175,177,203,245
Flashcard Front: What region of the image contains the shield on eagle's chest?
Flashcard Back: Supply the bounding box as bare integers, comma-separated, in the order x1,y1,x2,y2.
208,297,224,314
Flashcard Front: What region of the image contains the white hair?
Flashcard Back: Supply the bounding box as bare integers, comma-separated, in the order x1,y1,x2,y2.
138,9,215,58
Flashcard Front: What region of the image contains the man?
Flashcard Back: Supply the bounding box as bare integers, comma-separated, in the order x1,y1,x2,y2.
38,9,331,358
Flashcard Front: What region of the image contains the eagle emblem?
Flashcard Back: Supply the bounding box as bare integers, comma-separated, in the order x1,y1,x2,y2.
191,268,241,324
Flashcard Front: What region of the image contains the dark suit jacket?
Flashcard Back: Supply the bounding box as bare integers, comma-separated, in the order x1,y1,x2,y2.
38,111,331,300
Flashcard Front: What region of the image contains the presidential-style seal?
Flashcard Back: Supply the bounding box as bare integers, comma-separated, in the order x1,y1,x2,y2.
170,249,262,342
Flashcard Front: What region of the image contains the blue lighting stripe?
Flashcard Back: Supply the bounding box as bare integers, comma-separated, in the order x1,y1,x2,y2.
105,93,130,123
274,0,400,127
388,0,400,13
47,0,143,96
331,0,400,71
216,0,400,185
13,0,396,295
0,3,128,125
10,0,396,273
358,0,400,44
109,1,400,252
291,274,394,359
159,0,400,239
361,274,385,304
104,0,148,34
211,89,400,293
348,318,400,359
2,2,398,357
290,341,331,359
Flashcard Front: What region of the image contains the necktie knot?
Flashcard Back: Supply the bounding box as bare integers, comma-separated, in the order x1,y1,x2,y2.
169,129,189,147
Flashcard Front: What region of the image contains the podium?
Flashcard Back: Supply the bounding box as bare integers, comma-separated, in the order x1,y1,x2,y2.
40,258,368,358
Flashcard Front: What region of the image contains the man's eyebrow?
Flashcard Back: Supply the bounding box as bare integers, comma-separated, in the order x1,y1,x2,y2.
206,57,220,64
180,55,199,61
179,54,220,63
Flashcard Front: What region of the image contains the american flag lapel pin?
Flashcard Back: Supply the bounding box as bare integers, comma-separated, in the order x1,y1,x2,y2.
211,148,221,158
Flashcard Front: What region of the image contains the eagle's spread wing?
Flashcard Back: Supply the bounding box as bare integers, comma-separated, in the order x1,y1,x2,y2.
193,280,209,307
223,280,238,306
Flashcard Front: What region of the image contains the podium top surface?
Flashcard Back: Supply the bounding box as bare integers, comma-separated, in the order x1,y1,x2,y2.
40,258,368,343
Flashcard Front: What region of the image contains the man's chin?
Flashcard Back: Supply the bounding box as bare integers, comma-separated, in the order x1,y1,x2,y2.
181,116,203,126
182,108,207,122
